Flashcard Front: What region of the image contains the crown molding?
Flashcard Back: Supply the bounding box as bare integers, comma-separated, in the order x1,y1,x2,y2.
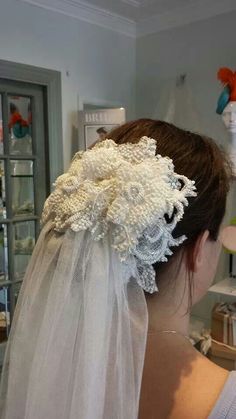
17,0,236,38
121,0,141,7
137,0,236,37
18,0,136,37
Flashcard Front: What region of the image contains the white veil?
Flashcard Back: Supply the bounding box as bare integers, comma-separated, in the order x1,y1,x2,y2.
0,137,196,419
0,222,148,419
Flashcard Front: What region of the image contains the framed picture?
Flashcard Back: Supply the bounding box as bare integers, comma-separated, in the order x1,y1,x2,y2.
84,124,118,149
78,108,126,150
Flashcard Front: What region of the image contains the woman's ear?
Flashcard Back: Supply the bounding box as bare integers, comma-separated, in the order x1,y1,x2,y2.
191,230,210,273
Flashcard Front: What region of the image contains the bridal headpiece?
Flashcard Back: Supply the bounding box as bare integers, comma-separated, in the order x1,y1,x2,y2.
42,137,197,293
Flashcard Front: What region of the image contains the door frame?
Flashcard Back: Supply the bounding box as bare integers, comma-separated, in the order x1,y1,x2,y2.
0,59,63,186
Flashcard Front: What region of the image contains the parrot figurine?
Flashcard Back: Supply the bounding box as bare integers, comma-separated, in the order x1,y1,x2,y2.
8,105,30,139
216,67,236,114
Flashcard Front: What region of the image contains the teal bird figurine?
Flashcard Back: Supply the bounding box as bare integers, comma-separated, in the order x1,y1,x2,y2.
216,85,230,115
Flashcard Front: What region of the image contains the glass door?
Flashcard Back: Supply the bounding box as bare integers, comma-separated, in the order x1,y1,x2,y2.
0,79,48,344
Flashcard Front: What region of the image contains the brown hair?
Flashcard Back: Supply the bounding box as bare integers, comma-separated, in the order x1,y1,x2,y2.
109,119,232,303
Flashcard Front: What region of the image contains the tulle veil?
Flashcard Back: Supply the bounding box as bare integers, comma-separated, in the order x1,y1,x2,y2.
0,221,148,419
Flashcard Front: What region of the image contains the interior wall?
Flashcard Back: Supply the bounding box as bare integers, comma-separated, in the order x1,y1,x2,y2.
0,0,136,169
136,11,236,325
136,11,236,141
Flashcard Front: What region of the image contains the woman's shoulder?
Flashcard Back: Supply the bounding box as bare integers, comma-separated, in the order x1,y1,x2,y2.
139,334,229,419
182,353,230,419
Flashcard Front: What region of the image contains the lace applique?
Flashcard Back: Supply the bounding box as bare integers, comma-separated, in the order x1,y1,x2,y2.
42,137,197,293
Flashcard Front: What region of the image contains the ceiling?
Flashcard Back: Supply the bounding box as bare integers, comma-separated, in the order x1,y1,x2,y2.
18,0,236,37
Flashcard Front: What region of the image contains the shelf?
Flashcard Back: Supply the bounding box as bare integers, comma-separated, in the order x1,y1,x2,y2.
0,275,7,285
0,341,7,366
14,212,34,217
0,154,36,159
11,175,33,178
209,278,236,296
14,252,32,256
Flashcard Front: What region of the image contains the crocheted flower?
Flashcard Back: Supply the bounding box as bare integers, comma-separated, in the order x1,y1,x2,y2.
123,182,145,204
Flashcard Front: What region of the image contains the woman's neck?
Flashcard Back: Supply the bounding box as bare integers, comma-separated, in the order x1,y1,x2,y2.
146,278,191,337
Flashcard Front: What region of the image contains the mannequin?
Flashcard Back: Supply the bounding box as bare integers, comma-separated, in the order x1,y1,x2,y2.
222,101,236,176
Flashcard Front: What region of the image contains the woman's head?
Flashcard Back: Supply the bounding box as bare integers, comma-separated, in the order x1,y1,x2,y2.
109,119,232,306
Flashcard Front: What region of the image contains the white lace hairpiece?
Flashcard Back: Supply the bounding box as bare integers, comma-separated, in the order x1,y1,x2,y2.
42,137,197,293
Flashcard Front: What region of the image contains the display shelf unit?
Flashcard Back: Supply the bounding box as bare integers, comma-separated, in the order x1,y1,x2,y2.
208,278,236,297
0,80,48,351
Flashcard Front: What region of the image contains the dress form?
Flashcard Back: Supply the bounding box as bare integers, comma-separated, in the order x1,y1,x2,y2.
222,101,236,176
